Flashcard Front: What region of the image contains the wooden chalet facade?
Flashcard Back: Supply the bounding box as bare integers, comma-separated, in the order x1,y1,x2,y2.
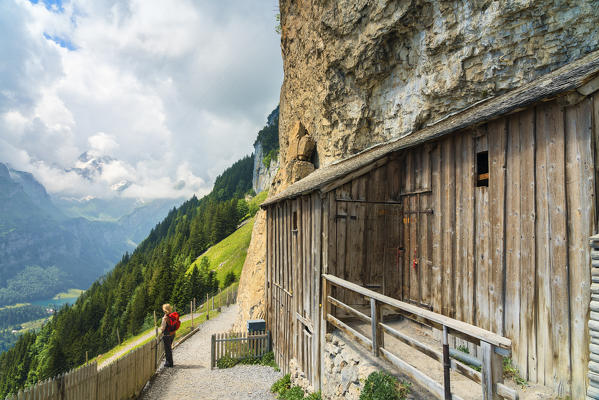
262,51,599,398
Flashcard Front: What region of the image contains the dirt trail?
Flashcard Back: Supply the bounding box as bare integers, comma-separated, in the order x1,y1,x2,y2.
140,304,282,400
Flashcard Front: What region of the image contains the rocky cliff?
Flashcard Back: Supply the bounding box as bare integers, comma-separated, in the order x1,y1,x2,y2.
236,0,599,328
252,141,280,194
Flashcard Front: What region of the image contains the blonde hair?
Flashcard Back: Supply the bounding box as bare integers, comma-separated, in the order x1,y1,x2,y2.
162,304,172,313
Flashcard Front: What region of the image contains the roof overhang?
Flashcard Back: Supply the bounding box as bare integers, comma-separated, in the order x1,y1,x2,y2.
262,49,599,207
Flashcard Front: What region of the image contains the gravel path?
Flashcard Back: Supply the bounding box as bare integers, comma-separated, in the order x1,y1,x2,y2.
99,310,198,367
140,304,282,400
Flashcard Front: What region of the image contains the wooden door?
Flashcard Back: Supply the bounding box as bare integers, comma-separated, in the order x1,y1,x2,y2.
401,193,433,308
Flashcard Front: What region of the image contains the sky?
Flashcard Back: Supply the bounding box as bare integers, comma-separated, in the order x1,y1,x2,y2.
0,0,283,200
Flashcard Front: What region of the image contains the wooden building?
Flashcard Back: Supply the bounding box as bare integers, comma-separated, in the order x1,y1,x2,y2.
262,51,599,398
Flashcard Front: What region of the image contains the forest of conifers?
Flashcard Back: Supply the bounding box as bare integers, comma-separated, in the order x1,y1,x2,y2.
0,154,256,398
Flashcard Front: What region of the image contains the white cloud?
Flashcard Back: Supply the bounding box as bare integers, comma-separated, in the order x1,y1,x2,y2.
0,0,282,200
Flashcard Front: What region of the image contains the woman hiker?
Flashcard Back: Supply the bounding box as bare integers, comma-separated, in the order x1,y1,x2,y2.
160,303,176,367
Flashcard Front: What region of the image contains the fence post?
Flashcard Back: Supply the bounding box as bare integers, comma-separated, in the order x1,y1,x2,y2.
190,301,194,329
210,335,216,369
481,342,503,400
153,311,158,339
206,294,210,320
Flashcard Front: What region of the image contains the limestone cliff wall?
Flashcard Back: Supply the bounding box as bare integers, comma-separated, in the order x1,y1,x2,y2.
278,0,599,169
252,142,280,194
236,0,599,332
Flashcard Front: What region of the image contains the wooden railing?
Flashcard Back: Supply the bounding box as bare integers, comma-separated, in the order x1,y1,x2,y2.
210,331,271,369
322,274,518,400
4,338,164,400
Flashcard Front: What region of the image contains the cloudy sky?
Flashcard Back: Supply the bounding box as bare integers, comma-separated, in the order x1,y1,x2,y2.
0,0,283,200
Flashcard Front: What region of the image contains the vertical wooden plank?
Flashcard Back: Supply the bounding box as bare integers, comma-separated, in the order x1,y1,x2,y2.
566,97,594,399
431,143,443,314
535,103,553,386
420,147,433,306
505,113,522,369
336,187,349,304
312,193,322,388
545,102,570,396
442,137,456,318
519,108,537,382
463,133,476,326
475,132,490,331
488,119,506,335
455,134,465,322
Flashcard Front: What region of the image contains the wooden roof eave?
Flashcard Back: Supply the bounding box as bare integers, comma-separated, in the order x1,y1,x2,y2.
261,49,599,208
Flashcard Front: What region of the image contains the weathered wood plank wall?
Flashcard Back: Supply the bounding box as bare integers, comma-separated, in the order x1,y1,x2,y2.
320,95,597,397
265,93,597,396
265,194,321,386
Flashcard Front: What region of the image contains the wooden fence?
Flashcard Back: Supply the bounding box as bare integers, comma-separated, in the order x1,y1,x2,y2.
210,331,271,369
5,338,164,400
323,274,518,400
3,284,239,400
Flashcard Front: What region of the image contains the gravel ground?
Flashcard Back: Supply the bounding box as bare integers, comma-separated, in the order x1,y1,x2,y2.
140,304,283,400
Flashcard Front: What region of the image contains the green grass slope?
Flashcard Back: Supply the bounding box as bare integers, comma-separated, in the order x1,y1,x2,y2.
186,191,267,287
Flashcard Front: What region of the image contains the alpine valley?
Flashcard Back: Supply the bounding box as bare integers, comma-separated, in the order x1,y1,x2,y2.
0,162,182,307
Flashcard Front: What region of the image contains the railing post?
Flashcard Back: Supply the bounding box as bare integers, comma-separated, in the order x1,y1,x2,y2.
322,278,331,334
370,298,383,356
442,326,451,400
481,342,503,400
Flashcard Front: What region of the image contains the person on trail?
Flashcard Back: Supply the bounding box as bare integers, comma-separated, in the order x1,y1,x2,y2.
160,303,179,368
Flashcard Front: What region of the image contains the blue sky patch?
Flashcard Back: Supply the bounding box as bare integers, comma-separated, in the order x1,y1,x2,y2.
29,0,65,13
43,33,75,50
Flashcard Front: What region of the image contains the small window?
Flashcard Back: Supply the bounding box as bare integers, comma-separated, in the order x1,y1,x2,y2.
476,151,489,187
292,211,298,231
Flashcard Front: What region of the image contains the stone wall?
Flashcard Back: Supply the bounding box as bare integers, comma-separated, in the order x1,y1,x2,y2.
292,332,420,400
278,0,599,173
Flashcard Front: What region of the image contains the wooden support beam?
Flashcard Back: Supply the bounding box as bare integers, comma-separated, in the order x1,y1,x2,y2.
379,347,465,400
326,314,372,351
328,296,371,323
481,342,503,400
380,322,482,384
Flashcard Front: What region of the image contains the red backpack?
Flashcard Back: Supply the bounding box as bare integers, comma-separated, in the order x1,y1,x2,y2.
166,312,180,334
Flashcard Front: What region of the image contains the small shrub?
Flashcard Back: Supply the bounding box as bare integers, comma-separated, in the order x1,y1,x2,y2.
503,357,527,387
456,345,469,354
360,371,411,400
305,391,322,400
271,374,291,395
216,355,237,369
280,386,305,400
